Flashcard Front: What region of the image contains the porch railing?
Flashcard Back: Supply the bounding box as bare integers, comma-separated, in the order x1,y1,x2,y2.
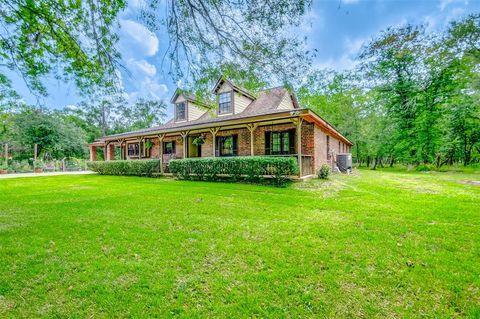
301,155,314,176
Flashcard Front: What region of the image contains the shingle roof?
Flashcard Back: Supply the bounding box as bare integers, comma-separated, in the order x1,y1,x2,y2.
102,86,296,140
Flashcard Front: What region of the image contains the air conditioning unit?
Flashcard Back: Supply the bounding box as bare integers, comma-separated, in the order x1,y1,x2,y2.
336,153,352,173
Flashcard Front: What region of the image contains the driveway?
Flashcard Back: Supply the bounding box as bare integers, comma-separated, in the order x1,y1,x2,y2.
0,171,95,179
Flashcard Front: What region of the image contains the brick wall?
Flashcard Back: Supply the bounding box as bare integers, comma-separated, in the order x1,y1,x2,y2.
150,138,160,158
314,126,343,171
161,135,183,159
253,122,314,156
107,143,115,161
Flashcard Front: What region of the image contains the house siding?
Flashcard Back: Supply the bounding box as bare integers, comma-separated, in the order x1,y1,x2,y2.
234,92,252,114
277,93,295,110
188,101,206,121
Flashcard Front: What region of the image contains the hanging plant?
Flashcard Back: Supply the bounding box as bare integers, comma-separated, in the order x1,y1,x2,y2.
144,140,153,150
192,136,205,146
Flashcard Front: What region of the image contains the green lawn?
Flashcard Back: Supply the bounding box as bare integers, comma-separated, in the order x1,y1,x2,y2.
0,170,479,318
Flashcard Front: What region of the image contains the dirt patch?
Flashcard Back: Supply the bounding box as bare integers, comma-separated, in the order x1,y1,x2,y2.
461,180,480,186
294,177,347,197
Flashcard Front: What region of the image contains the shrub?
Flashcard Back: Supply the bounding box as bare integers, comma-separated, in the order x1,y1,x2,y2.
415,164,433,172
169,156,298,186
317,164,330,179
87,160,160,177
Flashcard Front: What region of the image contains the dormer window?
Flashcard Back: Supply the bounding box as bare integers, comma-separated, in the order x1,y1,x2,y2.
219,92,232,114
175,102,186,121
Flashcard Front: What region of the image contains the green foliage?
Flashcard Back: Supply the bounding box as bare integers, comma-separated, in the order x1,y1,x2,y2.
317,164,330,179
142,1,313,89
0,0,126,96
7,107,87,160
87,160,160,177
299,14,480,168
169,156,298,186
192,136,205,146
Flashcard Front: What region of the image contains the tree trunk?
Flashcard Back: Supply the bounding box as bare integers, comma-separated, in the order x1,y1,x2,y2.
371,157,378,170
389,156,394,167
366,156,370,168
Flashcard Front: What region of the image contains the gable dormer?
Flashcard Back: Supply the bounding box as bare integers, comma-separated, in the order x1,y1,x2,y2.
171,89,206,123
212,78,255,116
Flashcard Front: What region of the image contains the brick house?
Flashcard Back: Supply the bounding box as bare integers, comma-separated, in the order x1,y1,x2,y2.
89,78,352,177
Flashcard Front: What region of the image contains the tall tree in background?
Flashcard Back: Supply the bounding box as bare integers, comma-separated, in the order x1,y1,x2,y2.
9,107,86,160
360,25,425,163
76,91,127,137
122,98,167,131
440,14,480,165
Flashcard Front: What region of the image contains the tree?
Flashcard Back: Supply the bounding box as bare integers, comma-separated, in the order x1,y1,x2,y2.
360,25,426,164
297,70,364,159
142,0,314,89
0,0,126,96
122,98,167,131
439,14,480,166
76,91,127,137
9,107,87,160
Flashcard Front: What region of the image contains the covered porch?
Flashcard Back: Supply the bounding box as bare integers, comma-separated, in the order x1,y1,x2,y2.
90,112,319,177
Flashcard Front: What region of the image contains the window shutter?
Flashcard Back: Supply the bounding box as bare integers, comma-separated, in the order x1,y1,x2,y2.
172,141,176,154
289,129,295,154
233,134,238,156
265,131,271,155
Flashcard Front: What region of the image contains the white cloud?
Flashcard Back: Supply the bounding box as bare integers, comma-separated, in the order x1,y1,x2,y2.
344,37,365,56
439,0,469,11
120,19,159,56
126,78,168,102
342,0,360,4
315,55,358,72
127,59,157,77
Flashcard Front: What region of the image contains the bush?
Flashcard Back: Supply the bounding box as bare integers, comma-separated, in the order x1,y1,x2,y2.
169,156,298,186
415,164,433,172
87,160,160,177
317,164,330,179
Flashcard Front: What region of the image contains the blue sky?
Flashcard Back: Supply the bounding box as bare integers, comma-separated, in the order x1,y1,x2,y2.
8,0,480,118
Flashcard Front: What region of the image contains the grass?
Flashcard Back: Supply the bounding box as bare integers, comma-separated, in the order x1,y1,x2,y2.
0,170,479,318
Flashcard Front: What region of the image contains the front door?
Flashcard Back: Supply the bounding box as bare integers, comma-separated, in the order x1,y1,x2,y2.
188,136,202,158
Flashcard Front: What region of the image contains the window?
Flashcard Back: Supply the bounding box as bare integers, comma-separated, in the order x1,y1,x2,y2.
326,135,330,160
128,143,140,157
265,130,295,155
216,135,238,156
163,141,175,154
175,102,186,121
218,92,232,114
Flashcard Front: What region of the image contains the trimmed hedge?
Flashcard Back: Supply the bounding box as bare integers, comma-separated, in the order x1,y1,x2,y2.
169,156,298,185
87,160,160,176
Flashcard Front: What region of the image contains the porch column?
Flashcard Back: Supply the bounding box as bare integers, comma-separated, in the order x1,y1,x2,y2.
158,134,165,174
106,143,115,161
89,145,97,161
119,139,124,160
180,131,189,159
209,127,220,157
292,118,303,177
246,123,258,156
104,142,109,161
139,137,143,159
